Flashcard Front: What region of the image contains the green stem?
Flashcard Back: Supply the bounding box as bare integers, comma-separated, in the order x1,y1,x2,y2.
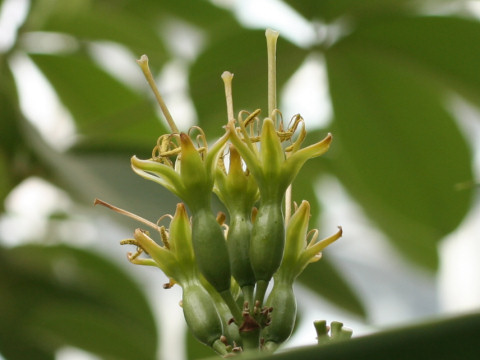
242,285,255,310
255,279,269,305
220,290,243,325
241,327,260,352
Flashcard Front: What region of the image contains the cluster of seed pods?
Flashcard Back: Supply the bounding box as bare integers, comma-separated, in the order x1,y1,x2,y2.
95,29,345,356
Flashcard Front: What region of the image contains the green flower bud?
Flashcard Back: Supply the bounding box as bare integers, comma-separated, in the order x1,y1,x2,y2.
277,200,342,283
260,201,342,350
168,203,196,274
129,228,181,280
94,199,198,286
227,118,332,203
279,133,332,191
178,133,211,208
314,320,353,345
130,129,229,211
131,154,186,200
262,281,296,352
278,200,311,284
259,118,285,198
250,201,285,303
227,116,332,304
330,321,353,341
192,208,231,294
182,282,228,355
215,144,259,214
215,145,259,293
131,130,234,301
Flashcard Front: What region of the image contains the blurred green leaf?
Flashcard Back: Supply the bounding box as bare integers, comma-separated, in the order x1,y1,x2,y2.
0,244,158,360
325,26,474,269
0,86,15,208
123,0,241,42
0,60,41,209
190,29,308,137
0,329,55,360
26,0,241,48
0,152,10,209
0,63,21,159
339,16,480,105
26,0,168,67
29,53,165,154
238,312,480,360
283,0,413,22
298,258,366,318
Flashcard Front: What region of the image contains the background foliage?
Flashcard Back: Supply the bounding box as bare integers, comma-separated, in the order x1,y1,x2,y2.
1,0,479,359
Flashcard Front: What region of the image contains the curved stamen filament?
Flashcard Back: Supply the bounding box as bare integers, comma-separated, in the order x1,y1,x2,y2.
188,126,208,158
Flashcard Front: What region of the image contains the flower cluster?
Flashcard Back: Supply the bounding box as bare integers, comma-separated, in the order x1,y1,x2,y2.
95,29,347,356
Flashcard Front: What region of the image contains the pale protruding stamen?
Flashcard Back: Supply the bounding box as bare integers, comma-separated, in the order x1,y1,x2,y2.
266,29,294,223
221,71,235,122
265,28,279,122
136,55,179,134
94,198,163,232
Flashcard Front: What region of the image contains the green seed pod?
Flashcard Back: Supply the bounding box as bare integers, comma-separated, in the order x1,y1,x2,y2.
182,282,228,355
200,277,242,346
215,145,259,292
262,281,296,352
250,201,285,302
228,213,255,288
191,208,231,294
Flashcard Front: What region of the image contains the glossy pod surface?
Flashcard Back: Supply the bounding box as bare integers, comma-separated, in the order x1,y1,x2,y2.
182,283,224,347
227,212,255,288
192,208,231,293
262,281,297,347
250,202,285,283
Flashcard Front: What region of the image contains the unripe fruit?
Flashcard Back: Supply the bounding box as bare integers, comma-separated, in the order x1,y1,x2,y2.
250,201,285,301
182,283,224,348
192,208,231,294
262,281,296,351
228,212,255,288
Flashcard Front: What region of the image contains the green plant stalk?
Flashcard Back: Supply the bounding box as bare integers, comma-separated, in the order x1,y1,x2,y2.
241,327,261,351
